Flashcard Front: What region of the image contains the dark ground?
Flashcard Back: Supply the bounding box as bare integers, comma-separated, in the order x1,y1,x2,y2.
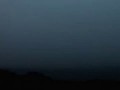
0,69,120,89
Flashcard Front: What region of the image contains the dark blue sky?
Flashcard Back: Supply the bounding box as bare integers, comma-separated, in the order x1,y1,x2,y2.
1,0,120,69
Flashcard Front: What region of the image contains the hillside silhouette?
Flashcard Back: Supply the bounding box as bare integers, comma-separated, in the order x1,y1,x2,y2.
0,69,120,89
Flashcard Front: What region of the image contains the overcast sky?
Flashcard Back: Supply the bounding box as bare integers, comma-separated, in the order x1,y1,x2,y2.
0,0,120,69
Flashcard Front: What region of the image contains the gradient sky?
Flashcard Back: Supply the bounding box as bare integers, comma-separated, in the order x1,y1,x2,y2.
1,0,120,69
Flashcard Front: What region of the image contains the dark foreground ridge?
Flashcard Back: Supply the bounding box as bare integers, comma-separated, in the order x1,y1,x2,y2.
0,69,120,89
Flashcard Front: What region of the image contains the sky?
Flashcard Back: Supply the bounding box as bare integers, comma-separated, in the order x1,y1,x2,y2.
0,0,120,69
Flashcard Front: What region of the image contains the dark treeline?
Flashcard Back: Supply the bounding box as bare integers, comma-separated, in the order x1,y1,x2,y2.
0,69,120,89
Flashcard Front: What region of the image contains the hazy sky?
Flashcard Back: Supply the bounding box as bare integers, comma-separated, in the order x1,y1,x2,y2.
1,0,120,69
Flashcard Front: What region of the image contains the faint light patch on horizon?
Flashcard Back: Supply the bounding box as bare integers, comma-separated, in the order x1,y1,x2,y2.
0,0,120,68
